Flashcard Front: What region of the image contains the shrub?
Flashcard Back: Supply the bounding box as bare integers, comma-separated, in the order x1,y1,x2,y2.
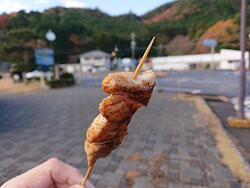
47,79,75,88
47,72,75,88
60,72,74,79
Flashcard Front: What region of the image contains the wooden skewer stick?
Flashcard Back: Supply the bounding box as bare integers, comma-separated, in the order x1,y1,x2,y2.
132,36,155,79
81,164,94,187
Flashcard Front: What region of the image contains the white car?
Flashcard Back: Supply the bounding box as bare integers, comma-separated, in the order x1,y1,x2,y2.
25,70,53,80
25,70,42,79
231,97,250,119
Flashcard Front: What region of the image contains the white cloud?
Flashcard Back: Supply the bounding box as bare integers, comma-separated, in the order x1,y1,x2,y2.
34,0,49,5
0,0,30,13
63,0,86,8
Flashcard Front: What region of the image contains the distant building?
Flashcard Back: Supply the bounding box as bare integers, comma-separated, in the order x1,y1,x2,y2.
117,58,137,71
58,63,82,77
152,49,249,71
79,50,111,72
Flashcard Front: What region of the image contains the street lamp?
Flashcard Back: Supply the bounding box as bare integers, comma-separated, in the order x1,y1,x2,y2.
114,45,118,53
46,29,56,42
110,45,119,70
45,29,58,79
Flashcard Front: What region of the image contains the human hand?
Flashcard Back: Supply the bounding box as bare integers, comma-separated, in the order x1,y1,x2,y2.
1,158,94,188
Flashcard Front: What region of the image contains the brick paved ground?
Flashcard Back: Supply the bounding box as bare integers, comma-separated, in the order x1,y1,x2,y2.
0,85,242,187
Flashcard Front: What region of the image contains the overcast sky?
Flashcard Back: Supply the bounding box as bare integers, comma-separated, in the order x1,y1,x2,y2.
0,0,174,16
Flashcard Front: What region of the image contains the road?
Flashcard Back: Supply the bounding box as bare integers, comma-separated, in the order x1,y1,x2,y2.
81,70,250,97
157,70,250,97
0,85,240,187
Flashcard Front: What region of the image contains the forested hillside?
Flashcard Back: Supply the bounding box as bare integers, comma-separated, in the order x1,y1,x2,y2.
0,0,247,71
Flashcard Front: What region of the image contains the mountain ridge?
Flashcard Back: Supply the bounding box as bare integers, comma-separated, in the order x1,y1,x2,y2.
0,0,247,71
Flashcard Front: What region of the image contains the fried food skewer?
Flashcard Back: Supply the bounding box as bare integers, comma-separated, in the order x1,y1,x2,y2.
81,37,156,188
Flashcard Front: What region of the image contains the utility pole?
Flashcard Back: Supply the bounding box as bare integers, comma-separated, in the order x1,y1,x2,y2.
210,45,215,70
130,32,136,59
238,0,247,119
157,44,164,56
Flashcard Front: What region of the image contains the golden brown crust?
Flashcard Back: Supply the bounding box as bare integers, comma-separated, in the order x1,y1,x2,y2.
127,90,154,106
102,70,156,105
99,95,141,122
85,134,126,166
85,70,156,166
86,114,129,143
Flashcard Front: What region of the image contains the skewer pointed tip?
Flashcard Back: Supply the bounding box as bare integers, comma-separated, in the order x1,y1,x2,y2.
132,36,156,79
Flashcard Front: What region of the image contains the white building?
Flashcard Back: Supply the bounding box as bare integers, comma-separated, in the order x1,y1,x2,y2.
79,50,111,72
152,49,249,71
59,63,81,74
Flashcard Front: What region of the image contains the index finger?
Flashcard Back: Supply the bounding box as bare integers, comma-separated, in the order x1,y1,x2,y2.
2,158,83,188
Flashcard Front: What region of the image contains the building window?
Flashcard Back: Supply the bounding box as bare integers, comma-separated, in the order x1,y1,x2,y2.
228,60,238,64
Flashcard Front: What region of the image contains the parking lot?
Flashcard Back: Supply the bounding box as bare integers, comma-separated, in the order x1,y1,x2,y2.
82,70,250,97
0,84,241,187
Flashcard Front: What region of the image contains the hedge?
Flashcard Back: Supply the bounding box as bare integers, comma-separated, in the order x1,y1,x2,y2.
47,79,75,88
60,72,74,79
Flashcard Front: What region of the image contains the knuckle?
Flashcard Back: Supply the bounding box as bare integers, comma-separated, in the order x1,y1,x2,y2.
47,157,61,166
73,168,81,175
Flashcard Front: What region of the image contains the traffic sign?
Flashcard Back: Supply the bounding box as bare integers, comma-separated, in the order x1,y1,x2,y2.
203,39,217,47
35,48,55,66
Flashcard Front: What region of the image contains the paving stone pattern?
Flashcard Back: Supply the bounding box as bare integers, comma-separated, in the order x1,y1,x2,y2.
0,85,242,187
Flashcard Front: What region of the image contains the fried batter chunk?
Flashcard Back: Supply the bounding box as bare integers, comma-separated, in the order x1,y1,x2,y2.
85,70,156,166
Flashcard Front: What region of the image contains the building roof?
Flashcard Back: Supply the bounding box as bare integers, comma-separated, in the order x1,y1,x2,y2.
79,50,110,58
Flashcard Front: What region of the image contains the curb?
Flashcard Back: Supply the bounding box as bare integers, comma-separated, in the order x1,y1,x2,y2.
180,94,250,186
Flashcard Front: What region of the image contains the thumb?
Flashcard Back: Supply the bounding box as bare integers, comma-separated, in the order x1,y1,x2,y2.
70,181,95,188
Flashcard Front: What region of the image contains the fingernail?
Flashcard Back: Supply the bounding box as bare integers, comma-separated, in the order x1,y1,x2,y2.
69,185,82,188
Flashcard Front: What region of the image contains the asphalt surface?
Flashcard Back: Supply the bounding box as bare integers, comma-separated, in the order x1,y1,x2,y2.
82,70,250,97
80,70,250,166
157,70,246,97
207,100,250,160
0,85,240,187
